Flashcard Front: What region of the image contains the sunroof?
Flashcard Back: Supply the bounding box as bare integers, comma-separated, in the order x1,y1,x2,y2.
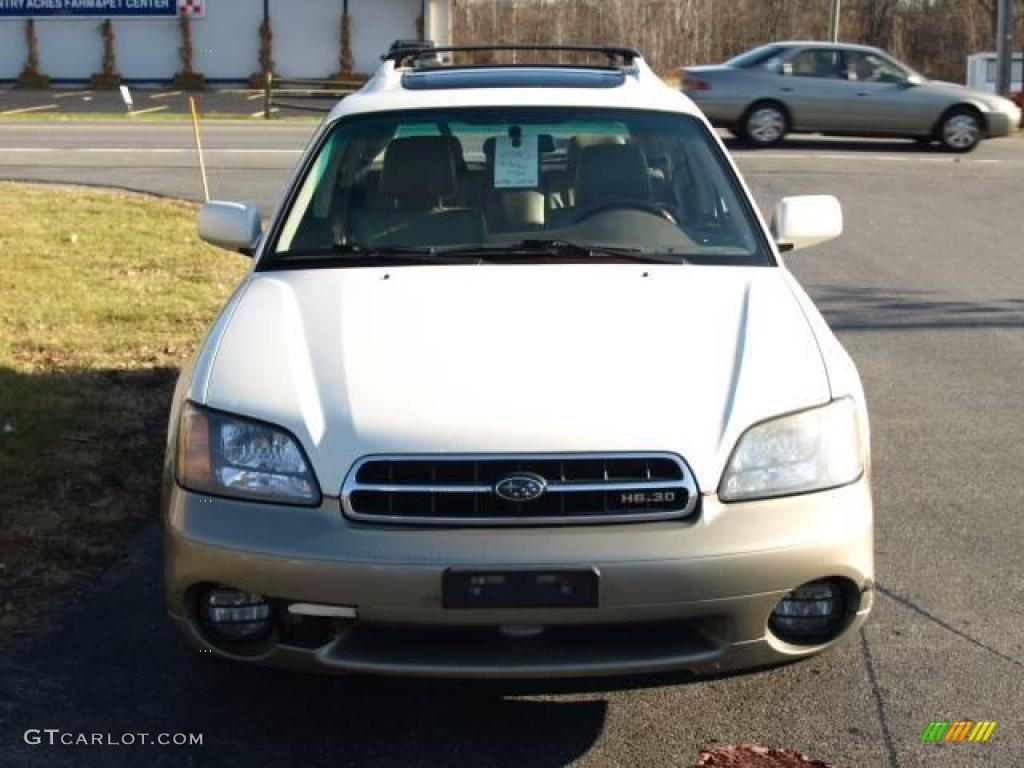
402,67,627,91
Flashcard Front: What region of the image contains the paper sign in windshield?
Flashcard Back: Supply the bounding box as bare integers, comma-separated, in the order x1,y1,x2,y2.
493,136,539,189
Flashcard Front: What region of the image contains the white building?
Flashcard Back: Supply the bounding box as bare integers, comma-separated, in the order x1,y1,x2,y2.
965,52,1023,95
0,0,452,84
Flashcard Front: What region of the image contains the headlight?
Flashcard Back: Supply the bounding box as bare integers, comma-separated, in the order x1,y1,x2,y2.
176,402,321,505
719,398,863,502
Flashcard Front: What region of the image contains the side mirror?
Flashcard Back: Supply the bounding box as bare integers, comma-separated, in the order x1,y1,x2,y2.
198,201,262,254
771,195,843,252
905,74,924,86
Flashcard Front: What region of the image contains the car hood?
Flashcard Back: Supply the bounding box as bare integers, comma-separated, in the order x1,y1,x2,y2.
925,80,1013,109
203,265,830,494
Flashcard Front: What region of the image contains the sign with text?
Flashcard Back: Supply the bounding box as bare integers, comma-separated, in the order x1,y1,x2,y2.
0,0,192,18
493,135,539,189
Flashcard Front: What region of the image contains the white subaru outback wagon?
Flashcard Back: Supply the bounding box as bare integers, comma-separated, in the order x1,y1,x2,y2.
164,45,873,678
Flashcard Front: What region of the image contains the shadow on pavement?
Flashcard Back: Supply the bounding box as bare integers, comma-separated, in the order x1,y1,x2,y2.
723,136,930,154
808,286,1024,332
0,523,610,767
1,507,795,768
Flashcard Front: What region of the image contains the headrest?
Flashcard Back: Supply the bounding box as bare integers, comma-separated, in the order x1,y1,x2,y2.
575,143,652,207
566,134,626,173
380,136,460,209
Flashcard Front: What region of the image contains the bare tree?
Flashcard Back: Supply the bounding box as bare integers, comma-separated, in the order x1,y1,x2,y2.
452,0,1022,82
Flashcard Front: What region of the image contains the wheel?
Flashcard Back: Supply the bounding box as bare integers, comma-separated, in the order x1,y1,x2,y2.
938,108,982,153
741,102,788,147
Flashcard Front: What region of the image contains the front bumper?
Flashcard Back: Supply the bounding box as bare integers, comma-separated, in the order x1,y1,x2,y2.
164,480,874,678
986,108,1021,138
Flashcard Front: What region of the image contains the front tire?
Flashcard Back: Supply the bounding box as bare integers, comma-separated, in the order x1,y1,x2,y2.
740,102,788,147
938,108,982,153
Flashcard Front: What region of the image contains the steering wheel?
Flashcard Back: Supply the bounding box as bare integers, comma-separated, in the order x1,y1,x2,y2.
573,199,677,225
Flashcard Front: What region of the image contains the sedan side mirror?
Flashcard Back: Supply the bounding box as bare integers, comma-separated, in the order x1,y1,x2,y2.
905,74,924,86
771,195,843,252
198,201,262,255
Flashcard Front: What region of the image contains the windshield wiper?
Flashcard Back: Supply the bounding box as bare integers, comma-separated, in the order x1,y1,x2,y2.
277,240,689,265
392,240,688,264
514,239,689,264
277,243,483,264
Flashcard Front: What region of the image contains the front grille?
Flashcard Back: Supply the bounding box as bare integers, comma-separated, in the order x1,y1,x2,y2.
341,453,699,525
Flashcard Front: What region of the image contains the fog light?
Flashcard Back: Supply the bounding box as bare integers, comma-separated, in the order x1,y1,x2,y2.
769,578,847,644
200,586,272,640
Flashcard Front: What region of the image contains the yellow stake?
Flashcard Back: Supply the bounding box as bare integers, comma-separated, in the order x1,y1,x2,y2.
189,95,210,202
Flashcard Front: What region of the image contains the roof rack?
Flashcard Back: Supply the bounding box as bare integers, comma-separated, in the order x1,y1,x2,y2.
387,38,435,56
383,44,642,69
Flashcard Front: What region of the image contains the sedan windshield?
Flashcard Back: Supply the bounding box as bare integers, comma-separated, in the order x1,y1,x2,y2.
266,107,771,268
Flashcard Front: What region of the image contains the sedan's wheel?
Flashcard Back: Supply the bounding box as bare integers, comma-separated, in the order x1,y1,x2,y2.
939,109,982,153
743,104,787,146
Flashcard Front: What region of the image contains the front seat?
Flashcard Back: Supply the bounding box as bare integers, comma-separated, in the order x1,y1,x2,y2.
562,134,626,207
350,136,485,247
574,142,653,209
379,135,461,210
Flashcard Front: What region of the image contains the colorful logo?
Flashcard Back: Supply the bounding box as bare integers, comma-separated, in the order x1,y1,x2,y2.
920,720,997,743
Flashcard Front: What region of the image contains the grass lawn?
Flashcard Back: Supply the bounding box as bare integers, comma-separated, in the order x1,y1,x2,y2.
0,182,249,647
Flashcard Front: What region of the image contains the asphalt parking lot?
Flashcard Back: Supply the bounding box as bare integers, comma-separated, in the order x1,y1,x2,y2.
0,85,339,120
0,121,1021,768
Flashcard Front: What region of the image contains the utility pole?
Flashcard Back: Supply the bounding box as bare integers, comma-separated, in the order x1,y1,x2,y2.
828,0,841,43
995,0,1013,97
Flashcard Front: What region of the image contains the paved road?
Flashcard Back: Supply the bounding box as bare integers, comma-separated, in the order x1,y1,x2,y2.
0,121,315,214
1,123,1022,768
1,122,1021,214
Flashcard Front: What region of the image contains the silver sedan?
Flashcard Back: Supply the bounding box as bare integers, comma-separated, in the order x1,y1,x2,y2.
683,41,1021,152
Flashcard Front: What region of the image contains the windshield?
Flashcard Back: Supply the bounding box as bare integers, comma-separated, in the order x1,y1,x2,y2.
265,107,772,268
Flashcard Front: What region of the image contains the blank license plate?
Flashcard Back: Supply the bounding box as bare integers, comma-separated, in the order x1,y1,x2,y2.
443,568,599,609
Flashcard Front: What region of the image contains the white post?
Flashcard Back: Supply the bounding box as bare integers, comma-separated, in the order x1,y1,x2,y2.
425,0,452,47
828,0,841,43
119,85,134,114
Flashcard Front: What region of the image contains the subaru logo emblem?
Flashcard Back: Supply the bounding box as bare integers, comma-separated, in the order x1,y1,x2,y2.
494,473,547,502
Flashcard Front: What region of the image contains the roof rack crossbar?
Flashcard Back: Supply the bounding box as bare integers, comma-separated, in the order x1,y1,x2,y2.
384,44,641,68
